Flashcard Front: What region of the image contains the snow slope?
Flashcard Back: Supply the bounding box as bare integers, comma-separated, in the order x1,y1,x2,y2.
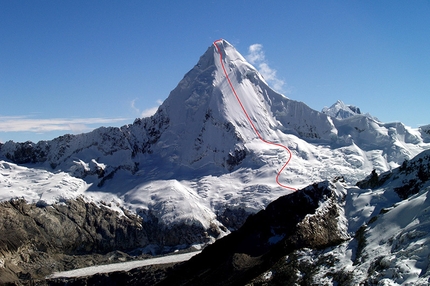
0,160,87,204
0,39,429,247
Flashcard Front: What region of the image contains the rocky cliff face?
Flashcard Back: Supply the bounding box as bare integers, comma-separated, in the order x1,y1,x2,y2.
0,197,214,285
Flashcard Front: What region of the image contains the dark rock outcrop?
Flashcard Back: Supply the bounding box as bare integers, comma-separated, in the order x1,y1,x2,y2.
38,181,346,286
157,181,347,286
357,150,430,199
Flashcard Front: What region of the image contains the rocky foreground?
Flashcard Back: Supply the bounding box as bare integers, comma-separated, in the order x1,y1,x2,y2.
0,197,214,285
1,180,342,285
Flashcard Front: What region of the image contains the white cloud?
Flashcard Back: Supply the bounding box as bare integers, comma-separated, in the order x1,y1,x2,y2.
246,43,286,92
0,116,130,133
141,106,160,117
131,98,140,114
247,44,265,64
131,99,163,118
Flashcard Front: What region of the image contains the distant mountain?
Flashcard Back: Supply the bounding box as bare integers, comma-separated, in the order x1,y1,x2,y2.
0,39,430,284
322,99,363,119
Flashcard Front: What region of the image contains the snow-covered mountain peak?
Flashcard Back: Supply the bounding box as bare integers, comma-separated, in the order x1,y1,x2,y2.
152,39,304,173
1,40,429,247
214,39,252,68
159,39,251,124
322,100,362,119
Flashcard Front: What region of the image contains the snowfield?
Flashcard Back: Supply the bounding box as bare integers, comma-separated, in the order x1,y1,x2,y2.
0,160,88,204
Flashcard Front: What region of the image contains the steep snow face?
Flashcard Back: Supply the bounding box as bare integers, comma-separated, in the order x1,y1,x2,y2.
150,39,338,173
302,150,430,285
146,42,244,172
150,38,429,184
0,39,429,239
212,40,338,143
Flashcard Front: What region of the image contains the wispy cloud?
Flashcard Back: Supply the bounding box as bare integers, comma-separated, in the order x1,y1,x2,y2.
141,106,160,118
246,44,286,92
130,98,141,115
131,99,163,118
0,116,130,133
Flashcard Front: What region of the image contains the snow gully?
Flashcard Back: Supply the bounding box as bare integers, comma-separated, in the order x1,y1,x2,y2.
213,39,296,191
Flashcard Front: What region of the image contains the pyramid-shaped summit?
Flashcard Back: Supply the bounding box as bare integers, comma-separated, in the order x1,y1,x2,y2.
1,39,312,180
150,39,270,173
160,38,266,141
148,39,335,179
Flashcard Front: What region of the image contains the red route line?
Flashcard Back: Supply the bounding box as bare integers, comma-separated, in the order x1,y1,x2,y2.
213,39,296,191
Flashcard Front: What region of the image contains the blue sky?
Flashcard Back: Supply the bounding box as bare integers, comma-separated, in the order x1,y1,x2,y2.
1,0,429,143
